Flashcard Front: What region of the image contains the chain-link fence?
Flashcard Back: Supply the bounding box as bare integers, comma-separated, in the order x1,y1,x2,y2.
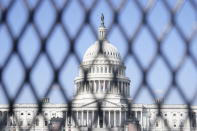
0,0,197,131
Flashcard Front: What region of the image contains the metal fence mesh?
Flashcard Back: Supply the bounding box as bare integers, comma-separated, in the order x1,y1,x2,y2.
0,0,197,131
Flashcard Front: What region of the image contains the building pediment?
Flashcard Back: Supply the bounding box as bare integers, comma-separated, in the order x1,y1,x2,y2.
79,99,124,108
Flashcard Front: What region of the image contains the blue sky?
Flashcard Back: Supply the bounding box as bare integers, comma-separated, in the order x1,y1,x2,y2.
0,0,197,105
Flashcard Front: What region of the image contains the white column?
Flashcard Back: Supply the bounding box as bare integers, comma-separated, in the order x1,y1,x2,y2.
109,81,111,93
77,111,78,126
121,82,123,95
85,83,87,92
66,111,68,127
117,82,119,94
110,81,112,93
74,83,77,94
125,111,127,121
104,80,105,92
109,111,111,127
81,82,83,92
82,111,84,126
107,81,109,93
96,81,98,92
141,111,142,125
127,83,130,96
103,111,105,128
188,118,191,130
94,81,96,93
125,84,128,96
125,83,127,96
119,111,121,126
77,83,79,94
93,81,95,93
87,82,89,93
87,111,89,127
127,86,129,96
98,80,100,92
84,83,85,93
91,81,93,93
126,83,127,96
97,113,100,128
73,112,75,127
113,83,115,93
119,82,121,94
124,83,126,96
93,111,94,127
71,113,73,127
114,110,116,127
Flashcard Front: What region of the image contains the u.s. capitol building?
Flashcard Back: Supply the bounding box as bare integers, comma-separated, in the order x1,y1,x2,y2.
0,15,196,131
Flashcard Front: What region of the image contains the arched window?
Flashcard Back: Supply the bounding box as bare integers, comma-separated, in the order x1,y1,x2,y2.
27,120,31,126
45,121,48,126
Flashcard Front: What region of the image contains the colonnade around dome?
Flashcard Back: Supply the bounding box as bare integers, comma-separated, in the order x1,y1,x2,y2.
75,80,130,96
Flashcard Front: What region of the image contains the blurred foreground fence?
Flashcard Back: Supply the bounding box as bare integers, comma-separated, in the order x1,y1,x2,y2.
0,0,197,131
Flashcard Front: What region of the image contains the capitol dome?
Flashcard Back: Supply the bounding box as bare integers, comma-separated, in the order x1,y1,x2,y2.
82,40,121,62
74,14,130,101
82,14,122,64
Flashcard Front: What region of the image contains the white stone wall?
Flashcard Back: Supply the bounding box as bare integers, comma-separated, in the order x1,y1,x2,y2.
0,103,197,131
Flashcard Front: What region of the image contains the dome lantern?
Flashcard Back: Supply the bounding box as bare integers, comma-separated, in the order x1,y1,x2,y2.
98,13,107,40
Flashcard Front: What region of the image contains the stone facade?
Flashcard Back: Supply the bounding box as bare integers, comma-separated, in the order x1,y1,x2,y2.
0,104,197,131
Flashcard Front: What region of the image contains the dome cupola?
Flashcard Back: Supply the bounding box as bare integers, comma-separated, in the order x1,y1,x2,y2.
82,14,121,64
98,13,107,40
